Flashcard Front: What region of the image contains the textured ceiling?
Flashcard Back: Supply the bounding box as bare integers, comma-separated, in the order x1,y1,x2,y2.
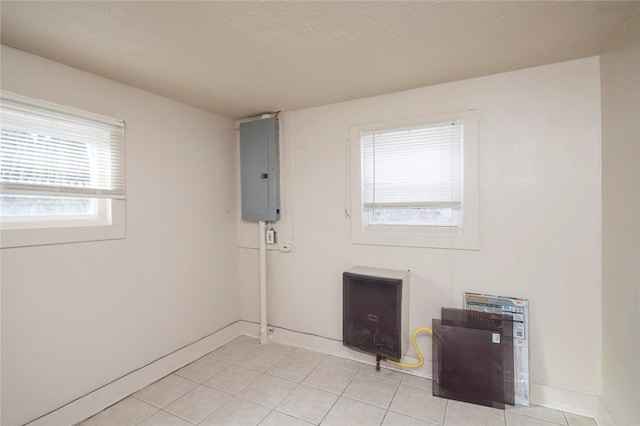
1,1,638,119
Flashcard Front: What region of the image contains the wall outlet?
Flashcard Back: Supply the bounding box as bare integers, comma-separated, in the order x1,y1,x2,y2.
266,229,276,244
278,242,292,252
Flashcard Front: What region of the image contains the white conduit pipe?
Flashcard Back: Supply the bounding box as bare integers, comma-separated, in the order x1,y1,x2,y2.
259,221,268,344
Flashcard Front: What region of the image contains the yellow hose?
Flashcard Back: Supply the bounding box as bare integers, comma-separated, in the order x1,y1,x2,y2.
386,326,433,368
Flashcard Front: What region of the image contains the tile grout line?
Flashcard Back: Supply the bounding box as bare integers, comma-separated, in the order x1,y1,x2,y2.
224,351,312,421
441,399,449,425
190,339,272,424
385,377,402,409
257,406,275,426
135,374,201,411
506,410,569,426
162,387,234,425
84,338,592,426
128,400,159,426
271,384,313,425
274,354,362,425
266,352,326,383
380,377,403,426
158,407,197,425
316,360,364,425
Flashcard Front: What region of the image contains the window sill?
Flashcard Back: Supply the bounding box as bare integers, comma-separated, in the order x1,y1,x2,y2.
352,226,479,250
1,200,125,248
1,224,125,248
349,110,480,251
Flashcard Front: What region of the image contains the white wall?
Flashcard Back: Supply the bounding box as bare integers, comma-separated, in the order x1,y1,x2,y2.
0,46,239,426
601,9,640,425
239,58,603,410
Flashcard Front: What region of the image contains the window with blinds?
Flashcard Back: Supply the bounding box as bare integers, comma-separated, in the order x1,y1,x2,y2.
0,92,125,229
361,120,463,227
350,111,479,249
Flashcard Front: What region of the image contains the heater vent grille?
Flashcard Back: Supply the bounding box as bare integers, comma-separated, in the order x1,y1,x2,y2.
342,267,410,361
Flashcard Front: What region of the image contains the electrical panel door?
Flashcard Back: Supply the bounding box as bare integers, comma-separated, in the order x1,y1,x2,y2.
240,117,280,221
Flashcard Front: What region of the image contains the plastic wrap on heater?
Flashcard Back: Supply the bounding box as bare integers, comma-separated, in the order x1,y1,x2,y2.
342,268,410,361
432,308,515,408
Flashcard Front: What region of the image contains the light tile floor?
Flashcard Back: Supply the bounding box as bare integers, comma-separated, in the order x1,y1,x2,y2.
78,336,597,426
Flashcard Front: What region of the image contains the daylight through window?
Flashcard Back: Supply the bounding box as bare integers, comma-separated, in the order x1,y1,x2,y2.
0,92,125,230
350,111,479,250
361,120,463,227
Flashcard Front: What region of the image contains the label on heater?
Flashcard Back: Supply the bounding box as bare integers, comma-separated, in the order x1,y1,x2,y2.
492,333,500,344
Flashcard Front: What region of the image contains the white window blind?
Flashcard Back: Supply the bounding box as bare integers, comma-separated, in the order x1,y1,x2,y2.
0,92,125,200
361,120,462,210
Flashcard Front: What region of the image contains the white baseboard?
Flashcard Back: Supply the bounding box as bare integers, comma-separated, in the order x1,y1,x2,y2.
27,320,611,426
594,399,617,426
26,321,245,426
239,321,433,378
529,383,601,418
242,322,606,423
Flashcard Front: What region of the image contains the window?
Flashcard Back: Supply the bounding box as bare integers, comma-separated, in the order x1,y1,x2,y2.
350,111,479,249
0,92,125,247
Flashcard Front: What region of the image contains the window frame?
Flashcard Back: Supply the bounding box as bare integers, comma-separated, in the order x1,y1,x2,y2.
350,111,479,250
0,92,126,248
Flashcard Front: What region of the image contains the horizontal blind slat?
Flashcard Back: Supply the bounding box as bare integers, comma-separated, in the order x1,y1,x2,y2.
362,120,462,207
0,92,125,199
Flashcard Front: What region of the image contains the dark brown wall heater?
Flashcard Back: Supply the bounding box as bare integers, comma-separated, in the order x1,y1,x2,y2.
343,267,410,361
